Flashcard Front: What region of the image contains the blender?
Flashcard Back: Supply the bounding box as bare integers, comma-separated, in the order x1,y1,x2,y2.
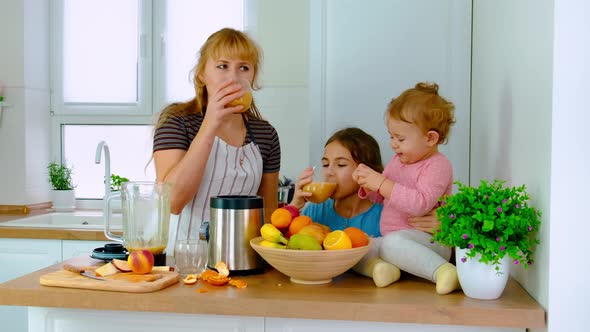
104,181,173,265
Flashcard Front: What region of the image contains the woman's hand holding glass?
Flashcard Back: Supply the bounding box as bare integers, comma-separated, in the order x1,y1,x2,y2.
200,80,247,129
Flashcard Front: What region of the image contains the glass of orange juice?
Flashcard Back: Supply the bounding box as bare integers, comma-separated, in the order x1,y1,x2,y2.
227,78,253,113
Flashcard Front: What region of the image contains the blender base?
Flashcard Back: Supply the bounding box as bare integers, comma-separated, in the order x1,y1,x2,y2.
153,253,166,266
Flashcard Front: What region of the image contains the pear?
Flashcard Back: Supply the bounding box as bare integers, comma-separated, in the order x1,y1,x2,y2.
287,234,323,250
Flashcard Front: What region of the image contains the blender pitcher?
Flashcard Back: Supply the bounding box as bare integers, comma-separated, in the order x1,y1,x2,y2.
104,181,172,265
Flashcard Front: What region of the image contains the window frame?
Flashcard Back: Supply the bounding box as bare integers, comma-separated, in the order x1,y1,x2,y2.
50,0,153,116
48,0,255,204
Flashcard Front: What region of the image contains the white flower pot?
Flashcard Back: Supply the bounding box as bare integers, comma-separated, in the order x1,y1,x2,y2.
52,189,76,211
455,246,511,300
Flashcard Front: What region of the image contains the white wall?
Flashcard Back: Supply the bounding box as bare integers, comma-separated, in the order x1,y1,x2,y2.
310,0,472,183
549,2,590,331
472,0,590,331
0,0,52,205
471,0,553,315
255,0,311,181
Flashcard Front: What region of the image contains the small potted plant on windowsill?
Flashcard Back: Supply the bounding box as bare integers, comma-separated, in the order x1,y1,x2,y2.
110,174,130,192
47,161,76,211
433,179,541,300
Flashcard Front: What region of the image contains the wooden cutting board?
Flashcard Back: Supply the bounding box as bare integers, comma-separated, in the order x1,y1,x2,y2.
40,270,180,293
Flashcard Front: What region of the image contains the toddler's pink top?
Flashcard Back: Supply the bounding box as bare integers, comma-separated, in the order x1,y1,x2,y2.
359,152,453,236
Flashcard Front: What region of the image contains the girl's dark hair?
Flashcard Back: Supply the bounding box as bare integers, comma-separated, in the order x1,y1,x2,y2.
326,127,383,173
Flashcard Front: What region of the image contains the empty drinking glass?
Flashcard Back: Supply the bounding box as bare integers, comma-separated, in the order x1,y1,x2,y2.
174,238,208,277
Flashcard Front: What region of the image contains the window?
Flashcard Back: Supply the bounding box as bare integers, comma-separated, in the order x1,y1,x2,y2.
51,0,249,200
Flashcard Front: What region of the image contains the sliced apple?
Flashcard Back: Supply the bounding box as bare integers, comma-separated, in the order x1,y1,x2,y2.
182,274,198,285
95,262,119,277
112,258,132,272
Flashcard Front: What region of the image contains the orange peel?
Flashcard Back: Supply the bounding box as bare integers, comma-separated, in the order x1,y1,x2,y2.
215,261,230,277
229,279,248,289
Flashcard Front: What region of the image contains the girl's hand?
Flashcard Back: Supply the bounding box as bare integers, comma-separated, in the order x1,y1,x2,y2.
408,208,440,234
201,80,246,128
290,167,314,209
352,164,385,192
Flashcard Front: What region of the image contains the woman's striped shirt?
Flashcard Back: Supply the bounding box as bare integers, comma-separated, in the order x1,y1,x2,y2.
153,113,281,173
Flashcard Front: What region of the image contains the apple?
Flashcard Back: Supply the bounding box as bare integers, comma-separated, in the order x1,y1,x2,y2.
95,262,119,277
112,258,132,272
152,266,174,272
283,204,300,219
127,249,155,274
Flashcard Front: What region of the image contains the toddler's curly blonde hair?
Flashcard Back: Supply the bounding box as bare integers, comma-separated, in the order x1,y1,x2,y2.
386,82,455,144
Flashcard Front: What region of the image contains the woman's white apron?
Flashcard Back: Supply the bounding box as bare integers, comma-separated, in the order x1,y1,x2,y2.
169,123,263,246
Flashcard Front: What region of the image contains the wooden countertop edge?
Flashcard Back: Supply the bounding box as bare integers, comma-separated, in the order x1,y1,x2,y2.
0,288,545,328
0,257,546,329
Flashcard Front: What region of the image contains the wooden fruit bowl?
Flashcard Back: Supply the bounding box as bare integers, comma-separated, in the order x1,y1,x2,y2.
250,237,372,284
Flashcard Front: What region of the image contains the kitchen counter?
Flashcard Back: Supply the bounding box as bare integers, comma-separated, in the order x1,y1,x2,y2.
0,255,545,329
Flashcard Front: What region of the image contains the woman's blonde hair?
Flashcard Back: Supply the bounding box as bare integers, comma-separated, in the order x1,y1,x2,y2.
156,28,264,129
386,82,455,144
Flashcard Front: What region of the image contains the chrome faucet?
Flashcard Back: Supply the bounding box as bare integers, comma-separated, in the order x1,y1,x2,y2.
95,141,111,198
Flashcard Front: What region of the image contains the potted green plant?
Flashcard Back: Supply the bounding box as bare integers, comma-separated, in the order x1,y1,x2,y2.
433,179,541,299
110,174,130,192
47,161,76,211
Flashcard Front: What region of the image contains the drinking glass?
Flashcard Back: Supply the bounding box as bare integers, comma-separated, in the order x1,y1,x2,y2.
174,239,208,277
227,78,253,113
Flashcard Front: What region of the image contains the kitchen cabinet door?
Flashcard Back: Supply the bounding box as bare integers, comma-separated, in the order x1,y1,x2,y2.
0,238,61,332
29,308,265,332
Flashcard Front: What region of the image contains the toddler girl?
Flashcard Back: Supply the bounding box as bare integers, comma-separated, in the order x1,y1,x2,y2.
352,82,459,294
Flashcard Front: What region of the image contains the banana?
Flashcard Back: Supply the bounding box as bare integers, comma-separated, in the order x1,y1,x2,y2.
260,224,289,245
259,240,287,249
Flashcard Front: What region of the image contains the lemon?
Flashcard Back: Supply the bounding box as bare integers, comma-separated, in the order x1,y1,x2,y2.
323,230,352,250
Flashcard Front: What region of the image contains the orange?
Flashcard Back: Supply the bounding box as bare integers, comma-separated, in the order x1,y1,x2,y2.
289,215,313,235
343,227,369,248
271,208,292,229
323,230,352,250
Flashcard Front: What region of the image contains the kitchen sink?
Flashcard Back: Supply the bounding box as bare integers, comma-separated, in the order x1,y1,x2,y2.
0,211,122,229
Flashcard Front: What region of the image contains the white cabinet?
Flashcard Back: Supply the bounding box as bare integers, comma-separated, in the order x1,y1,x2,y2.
0,238,107,332
27,309,524,332
0,238,61,332
62,240,105,261
265,318,523,332
29,308,265,332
